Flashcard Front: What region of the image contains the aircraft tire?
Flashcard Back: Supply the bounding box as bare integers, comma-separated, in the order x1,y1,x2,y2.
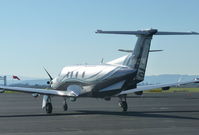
46,103,53,114
119,101,128,112
63,103,68,111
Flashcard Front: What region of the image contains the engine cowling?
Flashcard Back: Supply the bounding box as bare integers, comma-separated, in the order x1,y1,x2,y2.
134,91,143,95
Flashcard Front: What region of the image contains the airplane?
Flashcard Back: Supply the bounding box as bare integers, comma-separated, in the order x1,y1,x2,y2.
0,29,199,114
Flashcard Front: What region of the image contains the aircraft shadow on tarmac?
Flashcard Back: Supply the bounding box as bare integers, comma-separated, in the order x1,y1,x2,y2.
76,110,199,120
0,110,199,120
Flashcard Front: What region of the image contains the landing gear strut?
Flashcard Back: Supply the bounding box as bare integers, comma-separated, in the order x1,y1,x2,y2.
118,95,128,112
63,98,68,111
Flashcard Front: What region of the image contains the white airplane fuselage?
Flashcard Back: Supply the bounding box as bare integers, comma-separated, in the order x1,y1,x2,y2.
51,64,136,98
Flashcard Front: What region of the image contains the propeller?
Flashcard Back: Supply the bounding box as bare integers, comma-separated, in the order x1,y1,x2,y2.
42,67,54,110
43,67,53,84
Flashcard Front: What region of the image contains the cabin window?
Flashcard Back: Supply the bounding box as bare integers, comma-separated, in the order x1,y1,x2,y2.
70,71,73,78
75,72,78,78
66,72,70,78
82,71,85,78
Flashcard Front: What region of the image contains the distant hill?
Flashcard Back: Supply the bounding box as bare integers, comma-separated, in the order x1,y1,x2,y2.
10,79,49,85
0,75,48,86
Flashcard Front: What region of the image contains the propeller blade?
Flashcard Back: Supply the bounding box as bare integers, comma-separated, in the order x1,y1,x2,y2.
43,67,53,81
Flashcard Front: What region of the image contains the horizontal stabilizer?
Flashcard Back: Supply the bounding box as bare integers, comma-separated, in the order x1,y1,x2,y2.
155,31,199,35
96,29,199,36
118,49,163,53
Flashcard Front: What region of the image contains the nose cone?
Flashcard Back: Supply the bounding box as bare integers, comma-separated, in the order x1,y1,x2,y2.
50,78,59,89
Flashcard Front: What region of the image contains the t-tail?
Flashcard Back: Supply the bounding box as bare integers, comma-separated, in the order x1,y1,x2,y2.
96,29,199,83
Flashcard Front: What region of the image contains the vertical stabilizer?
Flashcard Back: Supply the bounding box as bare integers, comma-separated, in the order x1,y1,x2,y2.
129,30,157,82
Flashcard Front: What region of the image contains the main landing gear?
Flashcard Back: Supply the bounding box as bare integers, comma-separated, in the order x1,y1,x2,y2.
45,101,68,114
43,96,69,114
63,98,68,111
118,95,128,112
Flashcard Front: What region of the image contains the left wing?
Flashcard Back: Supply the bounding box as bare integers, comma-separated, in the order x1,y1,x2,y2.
0,86,79,97
119,79,199,95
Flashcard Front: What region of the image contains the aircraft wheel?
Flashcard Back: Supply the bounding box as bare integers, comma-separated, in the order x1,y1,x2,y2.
119,101,128,112
63,103,68,111
46,103,53,114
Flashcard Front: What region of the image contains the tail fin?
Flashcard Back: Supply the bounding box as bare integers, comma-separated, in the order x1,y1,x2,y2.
97,29,199,83
125,31,156,82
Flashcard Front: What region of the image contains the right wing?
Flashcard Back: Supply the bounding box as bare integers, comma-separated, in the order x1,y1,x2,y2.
119,79,199,95
0,85,78,97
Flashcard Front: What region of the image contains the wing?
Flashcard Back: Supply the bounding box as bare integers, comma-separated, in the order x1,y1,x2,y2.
119,79,199,95
0,86,79,97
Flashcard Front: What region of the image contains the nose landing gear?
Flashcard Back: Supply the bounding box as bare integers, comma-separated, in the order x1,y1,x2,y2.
44,96,53,114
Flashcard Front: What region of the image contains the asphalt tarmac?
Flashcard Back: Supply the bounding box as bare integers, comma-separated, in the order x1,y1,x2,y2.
0,93,199,135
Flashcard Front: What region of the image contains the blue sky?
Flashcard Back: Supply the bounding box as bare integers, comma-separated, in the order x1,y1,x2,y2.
0,0,199,78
